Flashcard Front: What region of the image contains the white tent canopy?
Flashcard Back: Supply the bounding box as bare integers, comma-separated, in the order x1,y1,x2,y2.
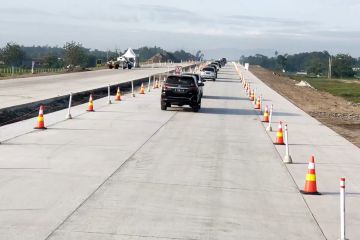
122,48,136,59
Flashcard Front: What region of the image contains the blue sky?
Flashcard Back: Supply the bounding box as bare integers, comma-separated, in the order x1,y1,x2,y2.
1,0,359,58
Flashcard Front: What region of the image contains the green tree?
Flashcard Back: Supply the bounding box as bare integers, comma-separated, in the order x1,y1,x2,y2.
43,54,63,68
277,54,288,70
332,54,356,78
1,42,26,67
63,41,86,67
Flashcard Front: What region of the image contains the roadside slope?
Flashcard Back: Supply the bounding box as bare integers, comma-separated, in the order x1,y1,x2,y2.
249,65,360,147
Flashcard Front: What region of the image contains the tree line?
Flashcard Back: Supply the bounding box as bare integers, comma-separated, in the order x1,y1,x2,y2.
0,42,199,69
241,51,360,78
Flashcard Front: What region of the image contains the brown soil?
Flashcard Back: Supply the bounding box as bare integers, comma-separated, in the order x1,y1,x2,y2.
250,65,360,147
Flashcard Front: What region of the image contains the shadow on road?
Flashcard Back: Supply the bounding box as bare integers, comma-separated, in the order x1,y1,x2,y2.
199,107,257,116
272,111,300,116
202,95,248,101
216,76,238,80
215,79,240,83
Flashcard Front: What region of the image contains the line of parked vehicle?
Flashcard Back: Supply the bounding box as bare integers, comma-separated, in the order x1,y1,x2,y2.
160,58,227,112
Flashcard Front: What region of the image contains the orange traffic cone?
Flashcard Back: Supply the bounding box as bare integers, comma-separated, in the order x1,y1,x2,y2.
254,97,261,109
34,105,46,129
274,121,285,145
87,94,94,112
155,80,159,89
139,83,145,94
262,105,269,122
115,87,122,101
301,156,320,195
249,90,254,101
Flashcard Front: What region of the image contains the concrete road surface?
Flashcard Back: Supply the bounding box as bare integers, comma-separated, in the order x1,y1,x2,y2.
0,63,192,109
0,64,358,239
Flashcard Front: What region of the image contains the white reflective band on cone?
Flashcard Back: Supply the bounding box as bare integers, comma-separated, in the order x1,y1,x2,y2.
308,163,315,169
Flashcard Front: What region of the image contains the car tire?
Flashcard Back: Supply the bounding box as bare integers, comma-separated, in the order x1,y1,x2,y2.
192,102,200,112
161,102,167,110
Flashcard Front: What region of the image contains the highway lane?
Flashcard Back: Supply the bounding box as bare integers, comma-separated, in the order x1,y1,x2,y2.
0,64,322,240
1,63,358,240
0,63,193,109
239,64,360,240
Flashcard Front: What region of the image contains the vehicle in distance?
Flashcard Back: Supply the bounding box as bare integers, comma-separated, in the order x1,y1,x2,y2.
210,62,221,70
161,75,203,112
107,48,136,69
220,58,227,66
200,67,217,81
182,73,204,97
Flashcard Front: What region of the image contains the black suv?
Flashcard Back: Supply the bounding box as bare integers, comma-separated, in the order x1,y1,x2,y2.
161,75,203,112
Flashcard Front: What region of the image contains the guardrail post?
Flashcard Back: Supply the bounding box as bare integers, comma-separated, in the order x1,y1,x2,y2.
131,80,135,97
283,124,292,163
107,84,112,104
66,93,73,119
266,104,273,132
340,178,348,240
147,76,151,92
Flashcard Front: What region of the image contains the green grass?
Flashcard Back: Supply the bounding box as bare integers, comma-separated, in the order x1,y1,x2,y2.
290,76,360,103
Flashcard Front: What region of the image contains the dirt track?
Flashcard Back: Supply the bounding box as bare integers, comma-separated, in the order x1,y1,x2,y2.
250,66,360,147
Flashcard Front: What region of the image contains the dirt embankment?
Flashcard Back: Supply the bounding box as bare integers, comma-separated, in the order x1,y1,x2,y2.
250,66,360,147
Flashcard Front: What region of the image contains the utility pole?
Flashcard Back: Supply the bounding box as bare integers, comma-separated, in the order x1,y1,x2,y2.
328,56,332,79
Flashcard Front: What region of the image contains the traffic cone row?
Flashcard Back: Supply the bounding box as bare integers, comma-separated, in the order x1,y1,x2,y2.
33,80,167,131
236,65,322,196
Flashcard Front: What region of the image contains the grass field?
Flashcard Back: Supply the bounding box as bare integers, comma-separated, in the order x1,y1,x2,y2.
290,76,360,103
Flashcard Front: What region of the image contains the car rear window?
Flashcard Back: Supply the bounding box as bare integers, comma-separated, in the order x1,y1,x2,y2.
203,68,214,72
166,76,195,86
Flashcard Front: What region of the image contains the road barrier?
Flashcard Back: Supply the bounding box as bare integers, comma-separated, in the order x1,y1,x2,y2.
107,84,112,104
66,93,73,119
147,76,151,92
266,105,273,132
340,178,348,240
283,124,293,164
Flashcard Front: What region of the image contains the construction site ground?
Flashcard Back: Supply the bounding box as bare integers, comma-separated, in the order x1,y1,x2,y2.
250,66,360,148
